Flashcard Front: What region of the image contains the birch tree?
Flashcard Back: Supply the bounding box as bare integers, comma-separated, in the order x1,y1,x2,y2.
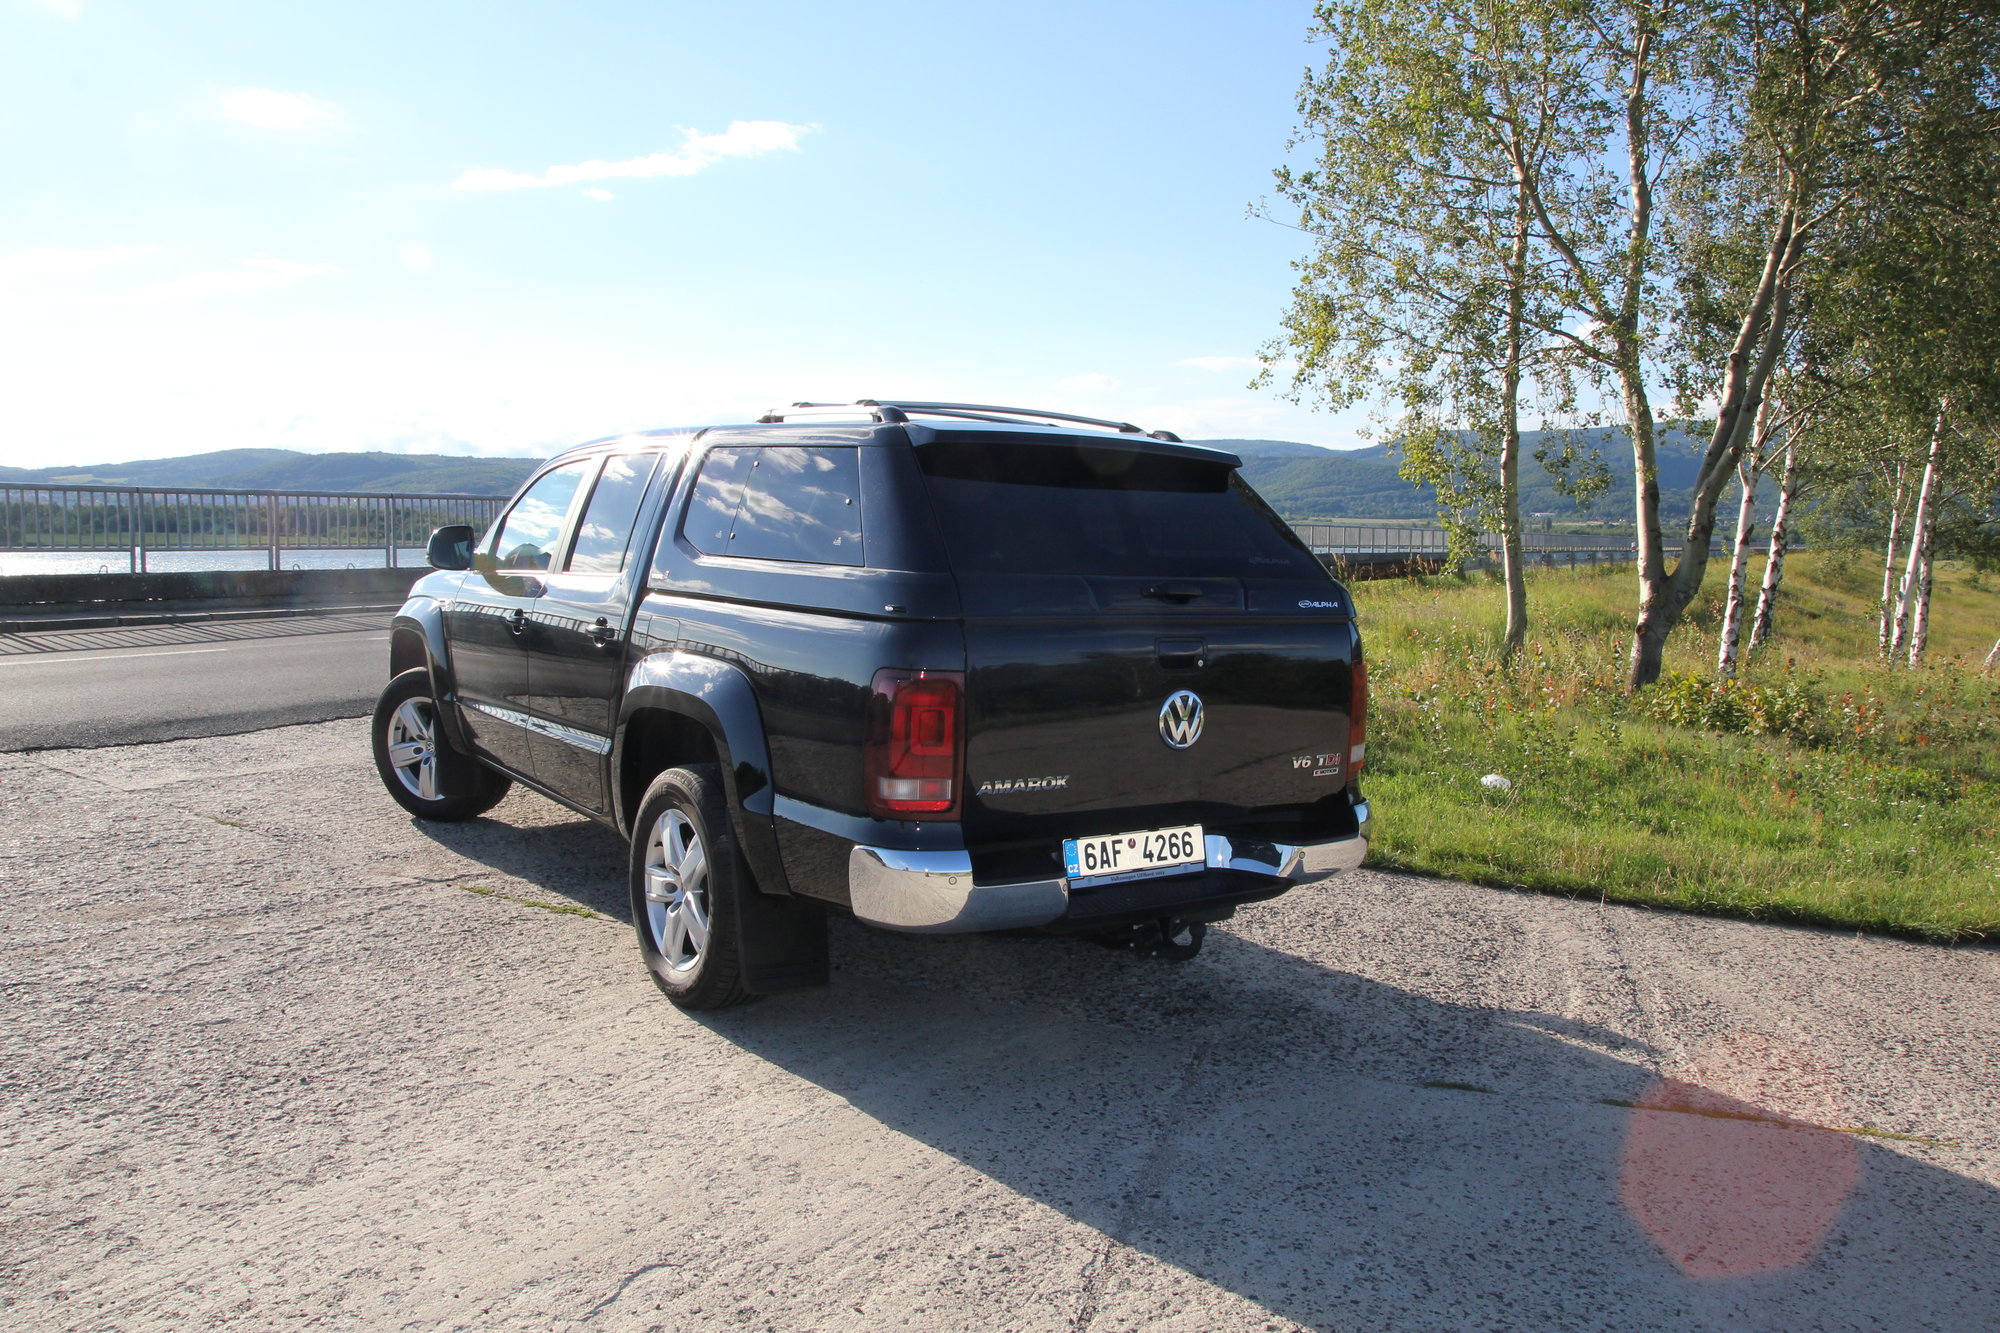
1715,401,1778,677
1613,0,2000,687
1263,0,1596,662
1747,432,1801,648
1274,0,2000,688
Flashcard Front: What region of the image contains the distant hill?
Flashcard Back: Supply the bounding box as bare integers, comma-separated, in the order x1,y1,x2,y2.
0,448,542,495
1,428,1720,520
1192,427,1712,521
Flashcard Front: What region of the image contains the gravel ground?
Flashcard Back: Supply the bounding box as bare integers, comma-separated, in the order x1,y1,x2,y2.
3,719,1996,1332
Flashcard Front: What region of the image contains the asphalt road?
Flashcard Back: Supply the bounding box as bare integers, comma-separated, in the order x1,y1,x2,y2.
0,617,385,750
3,718,1996,1332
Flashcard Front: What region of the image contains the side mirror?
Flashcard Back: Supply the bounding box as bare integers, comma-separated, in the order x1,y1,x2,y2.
426,525,476,571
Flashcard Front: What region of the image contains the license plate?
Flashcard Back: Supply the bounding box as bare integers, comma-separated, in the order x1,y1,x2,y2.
1063,824,1205,884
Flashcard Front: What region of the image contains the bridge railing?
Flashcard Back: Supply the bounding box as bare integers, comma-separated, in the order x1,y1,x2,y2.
0,483,510,573
1,481,1720,576
1289,522,1654,554
1287,523,1750,569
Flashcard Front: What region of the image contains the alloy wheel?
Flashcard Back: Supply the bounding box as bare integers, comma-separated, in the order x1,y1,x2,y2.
385,698,440,801
643,808,711,973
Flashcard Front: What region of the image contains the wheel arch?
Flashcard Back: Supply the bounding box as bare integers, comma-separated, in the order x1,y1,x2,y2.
389,602,474,755
616,651,790,897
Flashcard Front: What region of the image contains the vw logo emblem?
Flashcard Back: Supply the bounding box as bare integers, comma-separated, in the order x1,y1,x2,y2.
1158,690,1204,749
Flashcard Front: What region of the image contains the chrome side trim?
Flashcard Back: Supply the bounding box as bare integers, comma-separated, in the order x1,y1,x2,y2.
848,846,1068,934
461,699,612,755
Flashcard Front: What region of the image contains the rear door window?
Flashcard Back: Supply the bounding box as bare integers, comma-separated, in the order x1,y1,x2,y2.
564,454,655,574
916,441,1322,579
683,446,863,565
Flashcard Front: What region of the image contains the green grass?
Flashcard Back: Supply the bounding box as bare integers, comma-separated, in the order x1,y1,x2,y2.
1355,552,2000,942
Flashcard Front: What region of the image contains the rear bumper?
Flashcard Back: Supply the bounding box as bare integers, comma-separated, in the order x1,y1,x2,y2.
849,801,1369,934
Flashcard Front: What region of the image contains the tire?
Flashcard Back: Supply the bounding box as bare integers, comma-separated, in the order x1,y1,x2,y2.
370,668,512,821
629,764,755,1011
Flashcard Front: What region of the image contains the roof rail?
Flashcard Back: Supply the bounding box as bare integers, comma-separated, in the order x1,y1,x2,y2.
755,399,1184,443
756,401,910,425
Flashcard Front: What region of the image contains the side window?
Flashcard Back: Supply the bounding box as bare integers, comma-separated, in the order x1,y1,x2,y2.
682,446,862,566
565,454,655,574
683,448,753,556
488,462,589,571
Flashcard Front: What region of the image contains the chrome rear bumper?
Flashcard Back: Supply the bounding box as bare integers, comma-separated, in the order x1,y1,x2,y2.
849,802,1369,933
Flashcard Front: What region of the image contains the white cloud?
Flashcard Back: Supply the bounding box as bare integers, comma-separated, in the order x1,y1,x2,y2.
583,188,615,202
1055,372,1122,393
397,242,433,274
0,245,156,282
219,87,339,131
123,257,338,304
31,0,84,18
453,119,816,192
1177,355,1263,373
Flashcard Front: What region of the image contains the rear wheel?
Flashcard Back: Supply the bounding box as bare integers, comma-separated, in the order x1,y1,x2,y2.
630,765,754,1010
370,668,511,821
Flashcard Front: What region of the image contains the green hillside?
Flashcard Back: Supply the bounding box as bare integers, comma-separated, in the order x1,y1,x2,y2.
1193,427,1712,521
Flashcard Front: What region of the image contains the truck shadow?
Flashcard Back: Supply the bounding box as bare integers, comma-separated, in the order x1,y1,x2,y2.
419,816,2000,1330
710,921,2000,1330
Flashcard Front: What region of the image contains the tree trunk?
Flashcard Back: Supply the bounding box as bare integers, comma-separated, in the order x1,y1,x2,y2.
1889,408,1945,662
1878,462,1909,658
1906,487,1940,668
1499,171,1532,664
1624,380,1673,688
1716,451,1761,678
1628,212,1800,690
1749,440,1799,650
1985,636,2000,676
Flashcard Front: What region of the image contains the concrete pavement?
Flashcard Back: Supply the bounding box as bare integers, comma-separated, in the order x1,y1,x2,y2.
2,719,1996,1331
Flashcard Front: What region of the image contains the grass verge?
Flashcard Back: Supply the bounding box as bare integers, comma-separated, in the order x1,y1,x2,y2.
1356,552,2000,942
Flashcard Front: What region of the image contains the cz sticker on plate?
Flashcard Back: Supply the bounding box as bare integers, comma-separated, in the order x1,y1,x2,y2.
1063,824,1205,884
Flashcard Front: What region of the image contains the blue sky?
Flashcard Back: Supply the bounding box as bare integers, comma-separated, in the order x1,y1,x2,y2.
1,0,1373,467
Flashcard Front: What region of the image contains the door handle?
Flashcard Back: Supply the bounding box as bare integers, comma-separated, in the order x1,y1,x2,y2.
587,618,619,648
1157,637,1206,669
504,608,527,634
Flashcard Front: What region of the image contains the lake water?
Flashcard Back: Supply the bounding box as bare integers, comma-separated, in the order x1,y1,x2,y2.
0,549,431,577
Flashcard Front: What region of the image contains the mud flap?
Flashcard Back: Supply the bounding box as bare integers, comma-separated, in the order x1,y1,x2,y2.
734,885,830,994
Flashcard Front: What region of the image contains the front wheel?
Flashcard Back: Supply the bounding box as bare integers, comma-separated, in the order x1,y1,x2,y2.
630,765,754,1010
370,668,511,821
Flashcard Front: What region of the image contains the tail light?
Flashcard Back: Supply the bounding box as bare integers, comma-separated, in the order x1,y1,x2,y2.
866,668,964,819
1347,657,1367,782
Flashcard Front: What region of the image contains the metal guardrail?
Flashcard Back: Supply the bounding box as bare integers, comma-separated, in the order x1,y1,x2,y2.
1290,523,1749,568
1,480,1716,577
1291,522,1651,555
0,483,510,573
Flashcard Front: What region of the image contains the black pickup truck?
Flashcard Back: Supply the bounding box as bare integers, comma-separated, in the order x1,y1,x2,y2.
373,400,1369,1008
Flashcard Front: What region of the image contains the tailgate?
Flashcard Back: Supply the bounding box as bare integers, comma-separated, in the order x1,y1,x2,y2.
908,428,1360,866
959,574,1357,847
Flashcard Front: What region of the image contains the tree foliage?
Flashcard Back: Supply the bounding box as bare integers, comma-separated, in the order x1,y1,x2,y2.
1269,0,2000,684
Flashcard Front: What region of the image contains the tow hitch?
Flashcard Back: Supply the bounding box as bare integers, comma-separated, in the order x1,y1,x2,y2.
1090,917,1206,961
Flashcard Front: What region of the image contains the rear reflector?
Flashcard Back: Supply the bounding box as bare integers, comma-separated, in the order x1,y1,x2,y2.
1348,657,1368,781
866,668,965,819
